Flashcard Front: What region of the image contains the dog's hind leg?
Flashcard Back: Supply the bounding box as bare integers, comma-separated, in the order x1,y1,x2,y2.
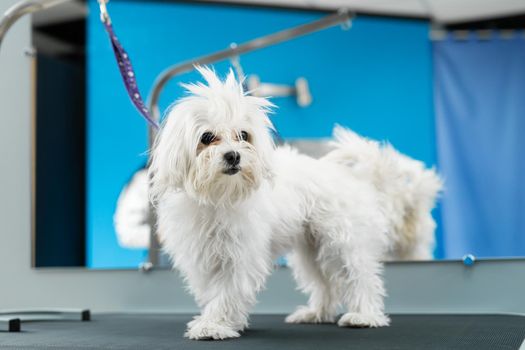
285,230,338,324
336,248,390,328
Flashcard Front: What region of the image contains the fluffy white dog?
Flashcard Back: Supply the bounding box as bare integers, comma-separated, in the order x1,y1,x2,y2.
149,67,441,340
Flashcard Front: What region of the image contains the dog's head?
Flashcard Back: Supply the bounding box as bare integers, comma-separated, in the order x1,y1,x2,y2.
149,66,275,207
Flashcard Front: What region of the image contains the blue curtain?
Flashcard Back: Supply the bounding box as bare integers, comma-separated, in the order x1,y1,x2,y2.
434,34,525,259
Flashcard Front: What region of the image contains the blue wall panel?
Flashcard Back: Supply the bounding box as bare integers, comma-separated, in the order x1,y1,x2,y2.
434,35,525,259
87,0,435,268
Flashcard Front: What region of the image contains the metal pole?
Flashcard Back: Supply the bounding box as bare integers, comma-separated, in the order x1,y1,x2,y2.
0,0,73,51
147,10,352,131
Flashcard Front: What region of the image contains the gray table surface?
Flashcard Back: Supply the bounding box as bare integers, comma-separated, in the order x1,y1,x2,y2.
1,313,525,350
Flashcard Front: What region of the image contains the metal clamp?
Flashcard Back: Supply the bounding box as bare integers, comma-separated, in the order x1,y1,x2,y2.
247,75,312,107
98,0,110,24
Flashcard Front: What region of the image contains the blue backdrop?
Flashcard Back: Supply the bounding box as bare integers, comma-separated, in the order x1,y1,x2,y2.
434,33,525,259
87,1,435,268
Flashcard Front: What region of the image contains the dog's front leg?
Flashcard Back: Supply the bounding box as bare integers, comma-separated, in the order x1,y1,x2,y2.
185,294,245,340
185,253,270,340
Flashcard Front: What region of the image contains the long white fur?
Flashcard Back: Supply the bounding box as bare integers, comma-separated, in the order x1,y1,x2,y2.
324,127,443,260
149,67,441,340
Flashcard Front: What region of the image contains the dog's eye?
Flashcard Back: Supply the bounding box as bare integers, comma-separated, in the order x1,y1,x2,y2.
240,131,249,142
200,132,215,145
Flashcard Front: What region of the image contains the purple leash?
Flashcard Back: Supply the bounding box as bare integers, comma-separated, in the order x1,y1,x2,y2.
98,0,160,130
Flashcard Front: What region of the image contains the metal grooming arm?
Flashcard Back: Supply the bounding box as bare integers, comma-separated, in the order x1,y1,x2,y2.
145,10,353,269
147,10,352,127
0,0,73,50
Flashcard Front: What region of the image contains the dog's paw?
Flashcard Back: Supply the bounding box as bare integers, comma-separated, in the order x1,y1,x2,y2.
285,306,336,324
337,312,390,328
186,315,202,330
185,318,240,340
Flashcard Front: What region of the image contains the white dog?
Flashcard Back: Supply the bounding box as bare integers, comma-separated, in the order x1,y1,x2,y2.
149,67,441,340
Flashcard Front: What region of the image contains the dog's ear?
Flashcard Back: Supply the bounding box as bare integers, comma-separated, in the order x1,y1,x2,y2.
253,128,276,185
260,153,275,186
244,97,276,185
148,107,190,203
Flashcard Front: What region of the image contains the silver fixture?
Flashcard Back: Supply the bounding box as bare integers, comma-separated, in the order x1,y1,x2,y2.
247,75,312,107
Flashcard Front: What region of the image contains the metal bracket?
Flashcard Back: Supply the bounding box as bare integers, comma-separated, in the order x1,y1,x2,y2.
247,75,312,107
0,316,21,332
0,308,90,332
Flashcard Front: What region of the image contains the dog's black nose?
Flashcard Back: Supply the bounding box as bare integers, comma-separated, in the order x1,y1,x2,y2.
224,151,241,166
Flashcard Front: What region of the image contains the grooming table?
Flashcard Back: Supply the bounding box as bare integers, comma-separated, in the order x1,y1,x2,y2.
1,314,524,349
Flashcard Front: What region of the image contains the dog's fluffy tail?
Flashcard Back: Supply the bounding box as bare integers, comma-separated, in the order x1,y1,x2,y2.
323,125,443,260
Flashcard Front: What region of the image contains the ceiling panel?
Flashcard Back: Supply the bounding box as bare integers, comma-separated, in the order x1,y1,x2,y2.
29,0,525,26
205,0,525,23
